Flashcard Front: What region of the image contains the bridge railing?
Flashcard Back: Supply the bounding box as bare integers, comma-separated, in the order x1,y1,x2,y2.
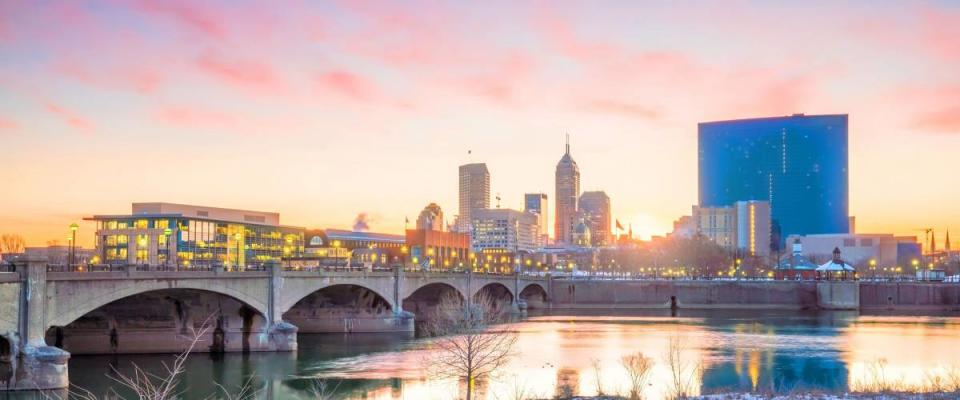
44,264,269,273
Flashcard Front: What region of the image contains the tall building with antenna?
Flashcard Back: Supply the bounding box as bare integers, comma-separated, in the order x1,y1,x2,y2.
457,163,490,233
555,135,580,244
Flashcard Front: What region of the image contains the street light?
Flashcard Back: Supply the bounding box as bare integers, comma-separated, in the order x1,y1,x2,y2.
234,232,243,270
69,222,79,267
163,228,173,269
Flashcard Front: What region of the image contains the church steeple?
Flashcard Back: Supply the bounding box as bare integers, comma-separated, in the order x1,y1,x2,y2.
946,229,951,252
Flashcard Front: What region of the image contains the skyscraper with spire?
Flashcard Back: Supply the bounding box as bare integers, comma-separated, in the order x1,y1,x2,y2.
555,135,580,244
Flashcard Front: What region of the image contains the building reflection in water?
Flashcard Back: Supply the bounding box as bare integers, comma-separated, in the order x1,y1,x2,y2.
59,311,960,400
700,321,848,394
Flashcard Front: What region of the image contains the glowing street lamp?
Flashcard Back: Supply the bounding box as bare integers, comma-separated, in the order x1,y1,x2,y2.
163,228,173,268
69,222,79,267
234,232,243,270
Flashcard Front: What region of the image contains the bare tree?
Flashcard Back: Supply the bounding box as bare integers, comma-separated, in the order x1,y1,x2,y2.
423,292,518,400
46,315,259,400
306,378,342,400
663,336,701,400
590,358,605,396
621,352,654,400
0,234,25,255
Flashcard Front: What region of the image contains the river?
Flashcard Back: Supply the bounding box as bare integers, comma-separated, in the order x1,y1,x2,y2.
20,310,960,399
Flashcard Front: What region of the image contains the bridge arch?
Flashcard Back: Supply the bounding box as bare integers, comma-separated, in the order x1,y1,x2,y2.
46,287,269,354
278,279,397,314
282,284,397,333
519,283,549,309
47,280,269,330
472,282,514,303
402,282,465,320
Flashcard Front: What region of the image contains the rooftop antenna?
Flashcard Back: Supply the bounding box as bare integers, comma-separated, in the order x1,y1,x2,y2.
565,133,570,154
496,193,502,208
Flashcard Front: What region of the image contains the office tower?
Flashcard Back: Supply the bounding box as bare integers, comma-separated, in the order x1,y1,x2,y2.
578,191,611,247
555,137,580,244
693,200,772,257
471,208,540,253
458,163,490,233
699,114,849,242
525,193,549,243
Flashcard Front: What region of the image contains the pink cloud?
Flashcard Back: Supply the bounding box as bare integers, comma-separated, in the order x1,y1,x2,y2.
584,99,659,119
919,7,960,62
0,117,17,133
44,102,94,135
156,106,236,128
914,107,960,133
317,70,377,102
458,52,538,105
57,59,164,94
135,0,227,40
196,50,286,94
897,85,960,133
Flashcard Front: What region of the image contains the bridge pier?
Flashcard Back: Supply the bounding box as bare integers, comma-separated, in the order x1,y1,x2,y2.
11,256,69,390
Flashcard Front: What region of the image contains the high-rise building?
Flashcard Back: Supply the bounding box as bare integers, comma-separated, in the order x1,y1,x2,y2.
698,114,849,242
693,200,771,257
416,203,444,231
578,191,611,247
471,208,540,253
524,193,549,243
458,163,490,233
555,137,580,244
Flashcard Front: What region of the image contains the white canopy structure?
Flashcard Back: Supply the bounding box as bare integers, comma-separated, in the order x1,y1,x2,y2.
816,247,856,280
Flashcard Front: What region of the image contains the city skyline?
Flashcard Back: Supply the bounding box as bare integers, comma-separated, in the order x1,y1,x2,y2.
3,1,960,247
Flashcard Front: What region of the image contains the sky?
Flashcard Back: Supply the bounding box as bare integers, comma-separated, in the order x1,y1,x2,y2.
1,0,959,248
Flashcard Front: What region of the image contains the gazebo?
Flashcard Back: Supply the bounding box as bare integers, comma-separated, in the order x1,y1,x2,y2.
776,239,819,280
816,247,856,280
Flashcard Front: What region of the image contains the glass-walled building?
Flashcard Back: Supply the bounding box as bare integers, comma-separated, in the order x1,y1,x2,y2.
86,202,304,268
699,114,849,243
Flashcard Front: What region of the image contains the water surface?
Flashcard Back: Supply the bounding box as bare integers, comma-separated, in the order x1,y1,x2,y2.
19,310,960,399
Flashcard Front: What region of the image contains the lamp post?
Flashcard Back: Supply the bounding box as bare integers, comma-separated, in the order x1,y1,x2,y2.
285,236,294,269
163,228,173,269
66,235,73,270
69,222,79,267
234,232,242,271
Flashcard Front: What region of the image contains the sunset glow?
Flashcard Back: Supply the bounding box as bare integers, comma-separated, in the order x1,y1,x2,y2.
2,1,959,247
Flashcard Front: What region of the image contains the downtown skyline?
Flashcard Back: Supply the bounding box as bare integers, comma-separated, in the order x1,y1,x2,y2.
2,1,960,247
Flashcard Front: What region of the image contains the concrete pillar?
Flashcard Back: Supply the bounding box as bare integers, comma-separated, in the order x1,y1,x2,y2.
512,273,526,313
817,281,860,310
266,262,297,352
391,266,414,324
12,256,70,390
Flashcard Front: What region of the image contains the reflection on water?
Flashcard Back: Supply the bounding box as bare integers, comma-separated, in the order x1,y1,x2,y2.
7,310,960,399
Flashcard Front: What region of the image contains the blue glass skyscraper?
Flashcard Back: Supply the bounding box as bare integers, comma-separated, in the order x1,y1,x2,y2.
698,114,849,244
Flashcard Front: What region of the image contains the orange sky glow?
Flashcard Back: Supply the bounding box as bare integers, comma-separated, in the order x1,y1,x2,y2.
2,1,959,248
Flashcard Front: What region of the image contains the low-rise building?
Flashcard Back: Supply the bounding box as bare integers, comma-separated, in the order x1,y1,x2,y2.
301,229,405,269
784,233,920,270
86,202,304,269
405,229,470,270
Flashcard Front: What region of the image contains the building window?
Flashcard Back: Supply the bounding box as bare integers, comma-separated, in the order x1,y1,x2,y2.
843,238,856,247
860,238,874,247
